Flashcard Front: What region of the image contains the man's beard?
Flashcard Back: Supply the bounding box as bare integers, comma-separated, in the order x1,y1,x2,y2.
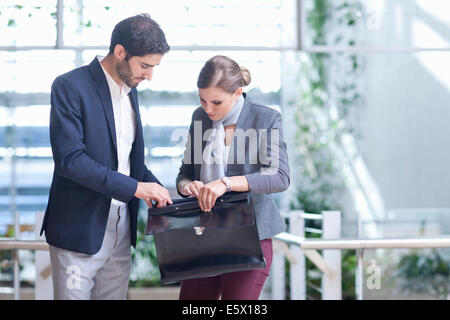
116,59,140,88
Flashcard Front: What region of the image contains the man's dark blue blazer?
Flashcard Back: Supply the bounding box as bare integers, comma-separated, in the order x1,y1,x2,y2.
40,57,161,255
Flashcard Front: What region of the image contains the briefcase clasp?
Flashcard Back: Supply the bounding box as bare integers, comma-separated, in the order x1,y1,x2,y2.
194,226,205,236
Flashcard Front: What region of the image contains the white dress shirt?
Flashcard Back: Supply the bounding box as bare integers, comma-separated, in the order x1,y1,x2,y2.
98,56,137,206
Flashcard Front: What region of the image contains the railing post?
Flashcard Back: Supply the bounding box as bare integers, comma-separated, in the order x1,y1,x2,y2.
13,210,20,300
271,240,286,300
356,212,364,300
35,212,53,300
321,210,342,300
289,210,306,300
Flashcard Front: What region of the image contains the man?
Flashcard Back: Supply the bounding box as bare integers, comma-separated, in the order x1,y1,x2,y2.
40,14,172,300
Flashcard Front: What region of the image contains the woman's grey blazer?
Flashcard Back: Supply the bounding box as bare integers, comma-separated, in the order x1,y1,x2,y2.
176,95,290,240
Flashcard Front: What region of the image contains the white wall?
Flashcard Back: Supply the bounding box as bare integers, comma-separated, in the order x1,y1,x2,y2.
355,0,450,211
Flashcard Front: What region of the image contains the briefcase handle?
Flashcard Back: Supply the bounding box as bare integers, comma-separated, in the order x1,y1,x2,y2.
148,191,250,216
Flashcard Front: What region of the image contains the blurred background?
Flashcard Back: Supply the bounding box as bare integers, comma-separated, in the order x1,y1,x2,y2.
1,0,450,300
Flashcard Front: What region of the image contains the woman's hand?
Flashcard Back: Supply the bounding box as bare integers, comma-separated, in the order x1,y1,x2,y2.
198,179,227,212
182,180,204,197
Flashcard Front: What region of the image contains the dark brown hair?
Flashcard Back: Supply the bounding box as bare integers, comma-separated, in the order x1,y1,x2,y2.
109,13,170,57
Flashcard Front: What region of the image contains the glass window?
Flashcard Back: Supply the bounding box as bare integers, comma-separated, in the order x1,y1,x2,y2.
82,50,281,93
1,2,285,292
0,1,57,46
296,49,450,239
0,50,76,93
302,0,450,48
361,247,450,299
63,0,285,47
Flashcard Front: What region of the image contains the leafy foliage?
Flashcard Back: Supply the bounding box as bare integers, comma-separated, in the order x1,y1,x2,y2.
130,209,161,287
290,0,363,299
395,249,450,299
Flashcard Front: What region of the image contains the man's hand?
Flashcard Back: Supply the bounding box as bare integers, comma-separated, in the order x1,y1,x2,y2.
135,182,173,208
198,179,227,212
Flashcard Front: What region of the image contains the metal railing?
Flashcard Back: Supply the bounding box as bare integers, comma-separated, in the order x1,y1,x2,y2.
0,238,48,300
0,211,50,300
274,233,450,249
0,239,48,251
4,211,450,300
271,210,450,300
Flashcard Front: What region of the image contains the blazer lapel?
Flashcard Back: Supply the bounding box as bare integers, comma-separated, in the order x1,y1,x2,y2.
88,57,118,154
127,88,143,179
227,94,251,174
128,88,142,138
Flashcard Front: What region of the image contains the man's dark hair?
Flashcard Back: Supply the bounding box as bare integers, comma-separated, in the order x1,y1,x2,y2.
109,13,170,57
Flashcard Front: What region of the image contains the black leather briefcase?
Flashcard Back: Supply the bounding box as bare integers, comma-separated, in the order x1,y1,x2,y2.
146,192,266,284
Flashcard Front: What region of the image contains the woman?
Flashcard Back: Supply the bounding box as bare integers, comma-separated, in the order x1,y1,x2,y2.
176,55,290,300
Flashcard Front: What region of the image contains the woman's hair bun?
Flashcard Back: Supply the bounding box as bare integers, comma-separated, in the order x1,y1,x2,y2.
240,66,251,86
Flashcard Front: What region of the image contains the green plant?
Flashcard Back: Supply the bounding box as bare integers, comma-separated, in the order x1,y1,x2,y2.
130,208,162,287
291,0,363,213
395,249,450,300
3,4,112,29
290,0,363,300
0,250,13,277
341,250,357,299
